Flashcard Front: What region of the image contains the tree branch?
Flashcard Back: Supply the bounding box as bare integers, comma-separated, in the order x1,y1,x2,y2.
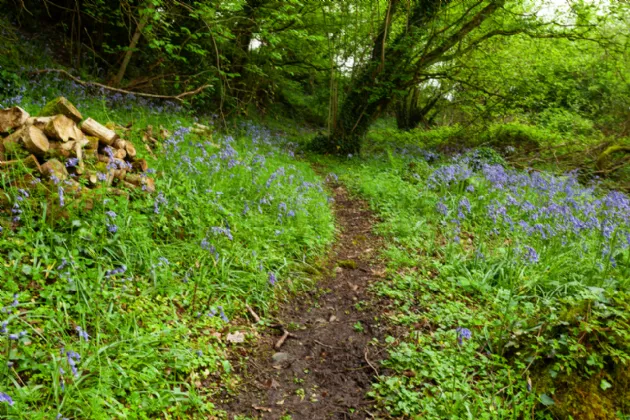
29,69,212,102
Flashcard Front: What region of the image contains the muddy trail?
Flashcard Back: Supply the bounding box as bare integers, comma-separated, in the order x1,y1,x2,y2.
224,182,391,419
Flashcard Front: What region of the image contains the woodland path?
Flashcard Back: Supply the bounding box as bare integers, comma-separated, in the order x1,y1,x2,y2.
225,179,391,419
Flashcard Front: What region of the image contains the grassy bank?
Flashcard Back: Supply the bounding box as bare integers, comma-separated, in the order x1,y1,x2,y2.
0,81,334,419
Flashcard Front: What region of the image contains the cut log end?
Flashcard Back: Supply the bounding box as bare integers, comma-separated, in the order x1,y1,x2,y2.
0,107,30,133
80,118,118,146
22,126,50,156
44,114,83,142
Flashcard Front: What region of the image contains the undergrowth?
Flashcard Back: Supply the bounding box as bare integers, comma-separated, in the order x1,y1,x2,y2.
321,149,630,419
0,79,334,419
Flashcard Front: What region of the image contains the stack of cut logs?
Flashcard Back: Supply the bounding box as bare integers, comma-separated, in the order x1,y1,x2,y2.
0,97,154,194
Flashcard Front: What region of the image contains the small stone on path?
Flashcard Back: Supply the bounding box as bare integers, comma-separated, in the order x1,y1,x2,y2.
272,352,291,365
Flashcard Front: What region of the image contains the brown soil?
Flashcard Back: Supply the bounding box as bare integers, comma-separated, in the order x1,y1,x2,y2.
223,183,390,419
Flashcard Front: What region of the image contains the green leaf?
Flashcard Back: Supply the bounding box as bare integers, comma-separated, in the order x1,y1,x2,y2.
600,379,612,391
540,394,555,406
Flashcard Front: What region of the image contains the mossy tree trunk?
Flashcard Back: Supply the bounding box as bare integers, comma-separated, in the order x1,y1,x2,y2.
395,87,441,130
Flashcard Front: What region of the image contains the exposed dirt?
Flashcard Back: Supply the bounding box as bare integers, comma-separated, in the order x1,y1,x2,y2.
224,182,390,419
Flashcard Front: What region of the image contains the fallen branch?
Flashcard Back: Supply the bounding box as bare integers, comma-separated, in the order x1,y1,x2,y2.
269,323,297,349
29,69,212,103
274,329,291,349
245,304,261,323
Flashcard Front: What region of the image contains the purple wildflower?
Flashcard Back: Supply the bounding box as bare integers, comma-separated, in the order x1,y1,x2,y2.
456,327,472,345
522,246,539,264
0,392,14,406
58,186,65,207
218,306,229,322
76,326,89,342
269,272,277,286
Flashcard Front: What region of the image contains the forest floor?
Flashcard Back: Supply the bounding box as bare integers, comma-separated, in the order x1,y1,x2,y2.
224,177,391,419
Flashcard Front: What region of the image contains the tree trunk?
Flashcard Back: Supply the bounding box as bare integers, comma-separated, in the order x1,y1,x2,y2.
111,2,155,88
228,0,266,108
396,88,441,130
311,0,404,155
314,0,504,154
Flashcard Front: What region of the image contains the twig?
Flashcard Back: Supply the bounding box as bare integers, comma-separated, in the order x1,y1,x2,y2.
29,69,212,102
272,324,298,350
364,347,380,376
245,304,261,323
314,339,344,350
275,329,291,349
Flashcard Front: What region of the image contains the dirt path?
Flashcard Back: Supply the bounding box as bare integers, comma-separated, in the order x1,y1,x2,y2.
224,182,389,419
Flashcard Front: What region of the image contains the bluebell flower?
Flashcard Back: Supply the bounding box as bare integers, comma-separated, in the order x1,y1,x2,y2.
269,272,277,286
58,186,65,207
76,326,89,342
456,327,472,345
0,392,14,406
436,202,448,216
522,246,539,264
218,306,229,322
107,224,118,233
65,158,79,168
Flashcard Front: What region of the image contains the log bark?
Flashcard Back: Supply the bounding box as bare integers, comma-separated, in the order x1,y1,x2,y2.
85,136,99,150
124,142,137,159
132,158,148,172
39,97,83,123
113,148,127,159
26,116,54,130
80,118,118,145
47,143,72,160
125,173,155,192
22,126,50,156
74,141,85,175
0,107,30,133
44,115,83,142
112,138,127,149
41,159,69,180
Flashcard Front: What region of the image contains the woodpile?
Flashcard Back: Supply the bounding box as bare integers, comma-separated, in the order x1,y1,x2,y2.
0,97,154,194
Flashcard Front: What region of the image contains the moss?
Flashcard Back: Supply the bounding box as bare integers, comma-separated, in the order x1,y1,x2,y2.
338,259,358,269
532,365,630,420
596,144,630,170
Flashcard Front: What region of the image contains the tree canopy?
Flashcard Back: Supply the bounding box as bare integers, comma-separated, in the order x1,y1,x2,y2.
3,0,628,152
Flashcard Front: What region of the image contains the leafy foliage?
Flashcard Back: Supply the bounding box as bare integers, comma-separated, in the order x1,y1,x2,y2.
0,80,334,418
321,147,630,418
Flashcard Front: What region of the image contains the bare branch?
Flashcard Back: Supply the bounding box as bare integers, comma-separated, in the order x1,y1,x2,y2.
29,69,212,102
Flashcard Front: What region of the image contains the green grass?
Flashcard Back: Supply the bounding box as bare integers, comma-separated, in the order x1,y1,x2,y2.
319,150,630,419
0,79,334,419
